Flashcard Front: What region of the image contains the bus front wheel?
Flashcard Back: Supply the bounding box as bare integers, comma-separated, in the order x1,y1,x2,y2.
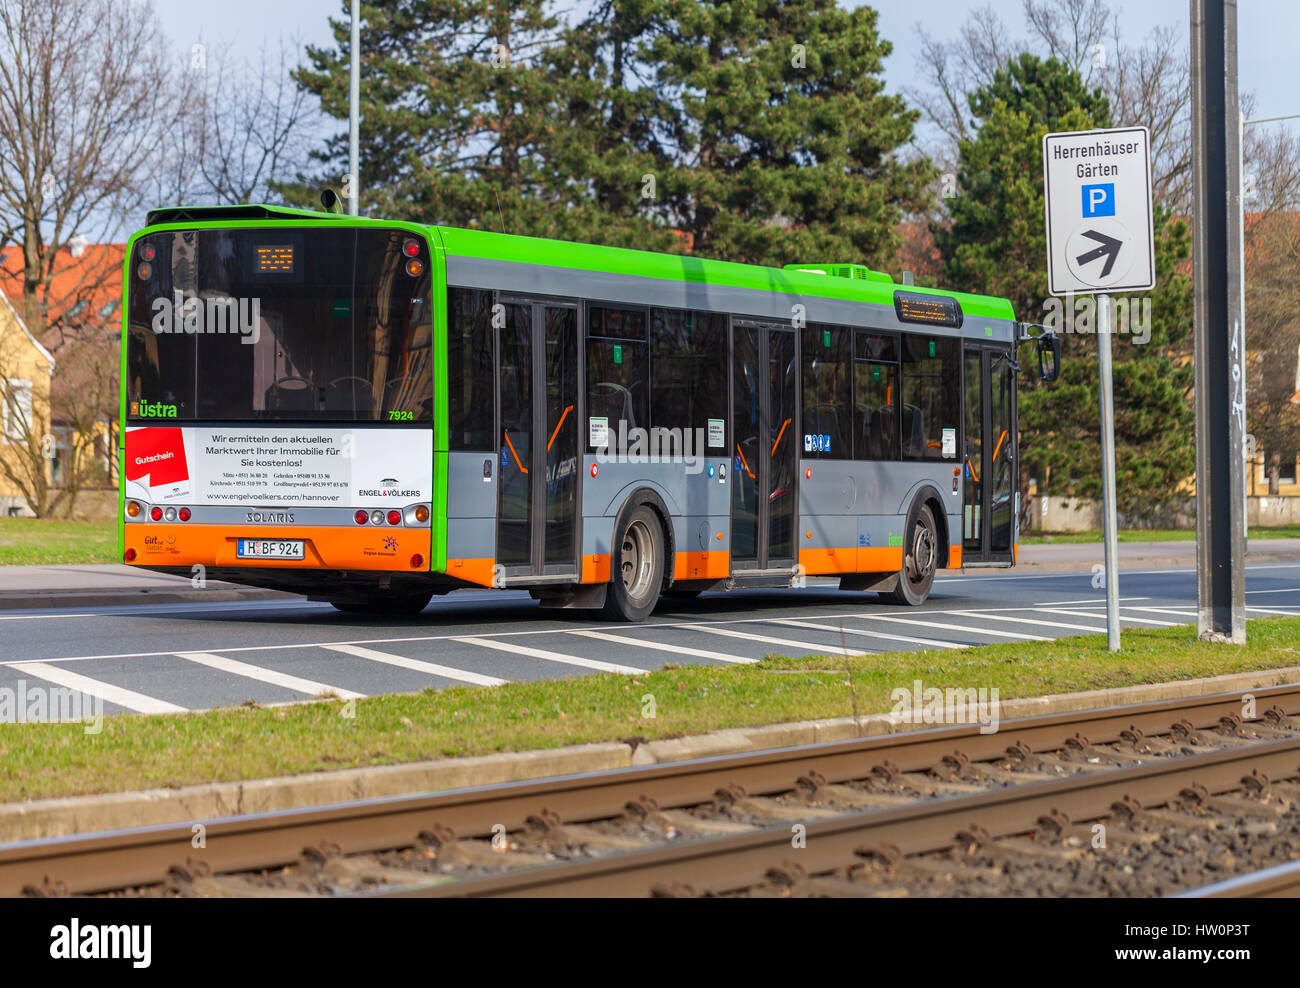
880,504,938,606
603,505,665,622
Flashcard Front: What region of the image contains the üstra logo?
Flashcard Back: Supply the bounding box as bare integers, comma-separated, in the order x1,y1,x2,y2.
131,399,177,419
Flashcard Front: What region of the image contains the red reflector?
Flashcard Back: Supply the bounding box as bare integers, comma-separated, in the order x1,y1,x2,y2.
590,463,598,477
411,554,424,568
387,510,401,525
141,244,156,262
354,509,369,525
150,506,162,521
179,507,191,522
124,547,137,562
403,239,420,257
805,467,812,479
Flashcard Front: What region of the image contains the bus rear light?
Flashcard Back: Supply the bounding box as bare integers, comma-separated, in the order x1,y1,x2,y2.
370,510,384,525
136,262,152,279
150,506,163,521
354,509,369,525
387,509,402,526
179,507,191,521
163,507,177,522
124,548,137,562
141,244,156,262
402,239,420,257
414,505,430,523
405,258,424,277
126,500,142,518
410,554,424,569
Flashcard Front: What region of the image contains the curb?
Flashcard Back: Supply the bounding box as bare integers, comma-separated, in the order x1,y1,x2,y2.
3,663,1298,843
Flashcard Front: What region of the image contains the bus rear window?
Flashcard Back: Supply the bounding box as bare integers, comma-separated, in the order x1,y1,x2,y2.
125,227,432,423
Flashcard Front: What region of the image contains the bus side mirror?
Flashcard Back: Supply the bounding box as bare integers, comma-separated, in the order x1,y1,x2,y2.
1037,334,1061,383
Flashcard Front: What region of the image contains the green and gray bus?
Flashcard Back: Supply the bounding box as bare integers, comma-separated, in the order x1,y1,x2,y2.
121,204,1057,620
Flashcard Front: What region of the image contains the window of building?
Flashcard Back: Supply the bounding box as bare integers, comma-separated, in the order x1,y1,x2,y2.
1,378,33,444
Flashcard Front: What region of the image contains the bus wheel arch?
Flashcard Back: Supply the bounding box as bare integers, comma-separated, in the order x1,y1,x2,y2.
880,488,945,606
601,489,673,622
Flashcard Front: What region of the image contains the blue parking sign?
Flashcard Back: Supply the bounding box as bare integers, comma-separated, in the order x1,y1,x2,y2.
1081,183,1115,218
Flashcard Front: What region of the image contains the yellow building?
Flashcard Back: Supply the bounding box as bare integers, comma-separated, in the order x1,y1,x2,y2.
0,293,56,517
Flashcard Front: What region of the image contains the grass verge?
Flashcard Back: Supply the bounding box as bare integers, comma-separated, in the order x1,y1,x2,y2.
1023,526,1300,544
0,518,117,565
2,616,1299,804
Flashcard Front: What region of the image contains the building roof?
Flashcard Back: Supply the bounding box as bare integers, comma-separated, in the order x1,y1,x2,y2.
0,241,125,345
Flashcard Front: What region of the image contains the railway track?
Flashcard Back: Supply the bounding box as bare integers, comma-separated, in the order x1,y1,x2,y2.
5,682,1300,898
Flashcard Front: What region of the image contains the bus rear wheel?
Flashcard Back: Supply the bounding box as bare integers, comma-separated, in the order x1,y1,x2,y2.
329,591,432,616
602,505,665,622
880,504,938,606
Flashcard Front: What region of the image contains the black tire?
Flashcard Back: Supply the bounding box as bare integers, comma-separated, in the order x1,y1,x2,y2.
602,504,666,622
329,591,433,616
880,504,939,606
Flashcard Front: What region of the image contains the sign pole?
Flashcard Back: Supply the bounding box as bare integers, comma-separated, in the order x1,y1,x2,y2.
1097,294,1121,651
1190,0,1246,643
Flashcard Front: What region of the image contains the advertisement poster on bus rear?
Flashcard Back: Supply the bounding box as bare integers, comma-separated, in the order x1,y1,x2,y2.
124,427,432,506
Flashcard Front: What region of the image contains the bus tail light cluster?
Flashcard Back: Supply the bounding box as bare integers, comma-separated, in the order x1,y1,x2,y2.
354,505,430,526
141,504,191,522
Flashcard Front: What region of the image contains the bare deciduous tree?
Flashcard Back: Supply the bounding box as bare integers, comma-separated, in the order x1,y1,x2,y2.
0,0,184,342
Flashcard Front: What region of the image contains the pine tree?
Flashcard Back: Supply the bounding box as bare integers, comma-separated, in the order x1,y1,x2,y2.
640,0,934,267
934,54,1194,519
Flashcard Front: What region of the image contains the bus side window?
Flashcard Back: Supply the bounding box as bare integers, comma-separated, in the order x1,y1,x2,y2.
447,287,495,450
853,330,899,461
900,334,959,461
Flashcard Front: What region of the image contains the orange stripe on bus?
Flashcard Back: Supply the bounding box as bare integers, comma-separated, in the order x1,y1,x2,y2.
448,557,496,587
949,545,962,568
582,553,611,584
992,429,1008,464
673,550,730,580
125,525,432,572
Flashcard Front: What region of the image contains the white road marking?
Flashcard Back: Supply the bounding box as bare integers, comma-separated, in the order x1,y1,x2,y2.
1030,607,1181,627
175,651,364,700
567,629,756,664
454,637,644,674
1246,606,1300,616
0,613,95,621
841,613,1050,641
681,624,874,656
321,644,507,687
771,618,968,650
939,609,1112,634
1130,605,1300,619
9,661,187,714
1245,587,1300,595
1033,597,1151,606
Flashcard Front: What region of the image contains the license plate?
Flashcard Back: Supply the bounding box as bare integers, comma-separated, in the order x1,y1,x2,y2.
237,539,305,559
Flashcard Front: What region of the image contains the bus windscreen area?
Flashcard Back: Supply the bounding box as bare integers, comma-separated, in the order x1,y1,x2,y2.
125,228,433,423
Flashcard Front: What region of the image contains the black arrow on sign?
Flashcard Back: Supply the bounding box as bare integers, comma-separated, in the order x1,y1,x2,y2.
1074,229,1123,277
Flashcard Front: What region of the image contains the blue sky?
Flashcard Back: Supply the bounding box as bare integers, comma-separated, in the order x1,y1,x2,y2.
157,0,1300,132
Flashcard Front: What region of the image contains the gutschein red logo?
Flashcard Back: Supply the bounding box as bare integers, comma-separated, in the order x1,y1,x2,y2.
125,428,190,487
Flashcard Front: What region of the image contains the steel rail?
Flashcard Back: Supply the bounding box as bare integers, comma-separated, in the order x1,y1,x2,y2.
1,682,1297,896
382,734,1300,898
1177,859,1300,898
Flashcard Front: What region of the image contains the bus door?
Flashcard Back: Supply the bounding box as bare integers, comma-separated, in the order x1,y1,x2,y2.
731,322,798,572
496,298,580,579
962,344,1016,565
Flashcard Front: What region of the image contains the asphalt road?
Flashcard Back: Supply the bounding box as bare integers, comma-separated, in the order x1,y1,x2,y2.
2,562,1299,717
